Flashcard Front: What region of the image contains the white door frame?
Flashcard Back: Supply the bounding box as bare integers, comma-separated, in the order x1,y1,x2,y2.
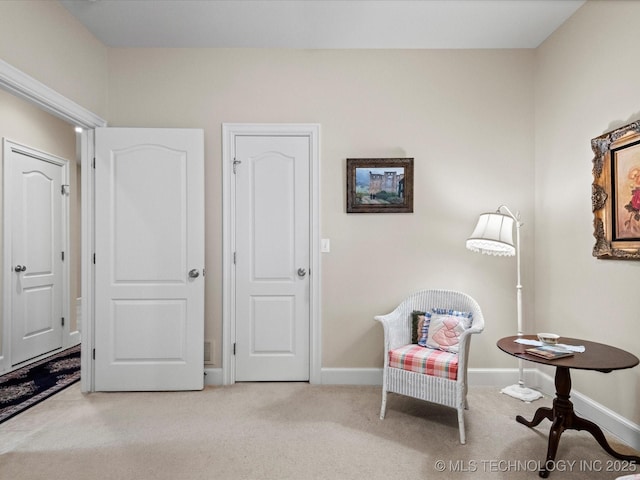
222,123,321,385
0,59,107,391
2,139,70,370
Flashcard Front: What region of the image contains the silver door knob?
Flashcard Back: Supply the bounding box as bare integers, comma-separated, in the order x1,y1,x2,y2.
188,269,200,278
14,265,26,272
297,268,306,277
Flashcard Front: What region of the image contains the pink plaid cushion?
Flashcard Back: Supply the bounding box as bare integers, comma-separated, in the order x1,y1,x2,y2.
389,344,458,380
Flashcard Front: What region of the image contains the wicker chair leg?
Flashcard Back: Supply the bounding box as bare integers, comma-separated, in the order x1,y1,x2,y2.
380,388,387,419
457,408,466,444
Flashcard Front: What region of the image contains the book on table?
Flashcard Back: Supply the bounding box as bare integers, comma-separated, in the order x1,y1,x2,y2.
525,345,574,360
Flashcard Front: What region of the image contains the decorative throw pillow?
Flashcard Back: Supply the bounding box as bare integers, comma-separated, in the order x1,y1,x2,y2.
417,313,431,347
431,308,473,326
411,310,427,344
425,309,473,353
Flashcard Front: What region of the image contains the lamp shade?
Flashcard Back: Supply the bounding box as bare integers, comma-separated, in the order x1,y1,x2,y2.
466,212,515,256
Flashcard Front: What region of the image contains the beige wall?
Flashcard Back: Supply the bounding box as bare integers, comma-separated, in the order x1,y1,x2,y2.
3,0,636,427
0,88,80,355
107,48,536,370
0,0,103,363
0,0,108,119
535,0,640,423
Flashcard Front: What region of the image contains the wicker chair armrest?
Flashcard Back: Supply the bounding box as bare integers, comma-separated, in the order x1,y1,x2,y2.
455,313,484,384
374,308,404,349
459,320,484,341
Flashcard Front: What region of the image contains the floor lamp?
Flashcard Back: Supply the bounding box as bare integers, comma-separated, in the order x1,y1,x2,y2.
466,205,543,402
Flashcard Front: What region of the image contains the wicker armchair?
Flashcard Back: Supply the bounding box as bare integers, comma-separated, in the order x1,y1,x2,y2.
375,289,485,444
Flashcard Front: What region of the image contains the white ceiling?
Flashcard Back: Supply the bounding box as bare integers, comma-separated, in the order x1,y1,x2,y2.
60,0,585,49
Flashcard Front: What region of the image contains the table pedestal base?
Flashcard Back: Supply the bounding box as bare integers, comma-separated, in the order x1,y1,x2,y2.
515,366,640,478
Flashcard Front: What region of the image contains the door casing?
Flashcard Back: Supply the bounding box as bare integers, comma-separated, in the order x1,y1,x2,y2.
222,123,321,385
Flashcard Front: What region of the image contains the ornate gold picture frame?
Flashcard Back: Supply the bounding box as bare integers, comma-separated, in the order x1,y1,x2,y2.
591,121,640,259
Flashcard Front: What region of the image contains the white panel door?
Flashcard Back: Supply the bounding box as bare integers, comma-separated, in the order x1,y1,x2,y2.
235,135,310,381
8,146,65,365
94,128,204,391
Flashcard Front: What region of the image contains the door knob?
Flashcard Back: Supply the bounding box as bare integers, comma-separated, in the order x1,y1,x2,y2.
14,265,26,272
297,268,307,277
188,269,200,278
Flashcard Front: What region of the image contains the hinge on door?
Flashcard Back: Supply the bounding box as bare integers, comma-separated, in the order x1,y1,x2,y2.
92,157,96,169
233,159,241,174
233,343,236,355
61,251,65,261
92,348,96,360
233,252,236,265
61,317,65,327
93,253,96,264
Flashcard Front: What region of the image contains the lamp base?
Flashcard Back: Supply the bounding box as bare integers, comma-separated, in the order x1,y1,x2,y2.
500,384,543,402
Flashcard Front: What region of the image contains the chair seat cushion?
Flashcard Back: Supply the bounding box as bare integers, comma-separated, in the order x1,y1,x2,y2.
388,344,458,380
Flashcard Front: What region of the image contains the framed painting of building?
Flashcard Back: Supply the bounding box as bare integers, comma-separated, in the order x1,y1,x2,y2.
346,158,414,213
591,120,640,259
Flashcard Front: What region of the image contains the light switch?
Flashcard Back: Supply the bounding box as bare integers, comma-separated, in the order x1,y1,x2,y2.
321,238,331,253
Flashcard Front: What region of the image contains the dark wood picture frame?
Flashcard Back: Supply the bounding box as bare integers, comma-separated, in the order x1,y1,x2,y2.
346,158,414,213
591,121,640,259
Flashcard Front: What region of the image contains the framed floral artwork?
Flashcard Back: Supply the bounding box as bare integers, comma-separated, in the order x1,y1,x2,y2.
346,158,414,213
591,120,640,259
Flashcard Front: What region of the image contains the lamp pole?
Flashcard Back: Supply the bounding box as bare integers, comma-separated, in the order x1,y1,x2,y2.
498,206,525,389
466,205,542,401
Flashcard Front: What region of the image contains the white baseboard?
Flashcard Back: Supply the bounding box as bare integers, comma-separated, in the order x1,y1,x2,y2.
68,330,81,346
320,368,383,385
204,367,224,386
467,367,541,387
205,365,640,451
317,367,541,387
203,367,383,386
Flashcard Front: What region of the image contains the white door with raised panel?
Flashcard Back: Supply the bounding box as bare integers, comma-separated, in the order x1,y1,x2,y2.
94,128,204,391
6,141,66,366
234,135,310,381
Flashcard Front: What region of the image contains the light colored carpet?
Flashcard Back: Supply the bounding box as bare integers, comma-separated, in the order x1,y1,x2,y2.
0,383,638,480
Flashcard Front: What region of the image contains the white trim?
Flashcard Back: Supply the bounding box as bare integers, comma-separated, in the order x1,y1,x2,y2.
466,367,541,387
0,59,106,392
0,59,106,129
69,331,81,345
222,123,321,385
80,129,96,392
204,367,224,386
321,368,383,385
60,149,71,350
317,368,542,387
1,139,71,373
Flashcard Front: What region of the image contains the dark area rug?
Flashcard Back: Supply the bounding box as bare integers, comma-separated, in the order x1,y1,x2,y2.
0,344,80,424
